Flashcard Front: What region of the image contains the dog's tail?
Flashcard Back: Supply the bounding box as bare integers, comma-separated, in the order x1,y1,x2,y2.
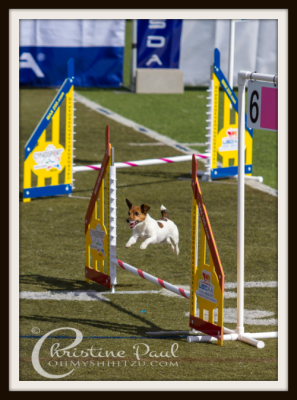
160,205,169,220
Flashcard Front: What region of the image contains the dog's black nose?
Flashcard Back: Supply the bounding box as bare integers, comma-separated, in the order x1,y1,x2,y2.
126,218,130,223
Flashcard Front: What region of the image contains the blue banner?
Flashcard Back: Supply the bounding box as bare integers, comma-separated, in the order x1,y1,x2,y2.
137,20,182,69
19,20,125,88
19,47,124,87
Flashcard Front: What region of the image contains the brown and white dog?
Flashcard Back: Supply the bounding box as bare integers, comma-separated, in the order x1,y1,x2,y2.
125,199,179,255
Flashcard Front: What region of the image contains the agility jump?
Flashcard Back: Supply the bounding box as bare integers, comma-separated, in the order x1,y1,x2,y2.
204,48,260,181
23,58,75,202
85,125,224,345
84,124,279,348
84,126,117,291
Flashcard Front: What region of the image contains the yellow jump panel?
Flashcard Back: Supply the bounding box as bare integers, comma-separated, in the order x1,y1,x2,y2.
190,155,225,345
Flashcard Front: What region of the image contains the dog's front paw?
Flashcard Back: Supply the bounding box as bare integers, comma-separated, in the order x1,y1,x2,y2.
140,244,147,250
125,243,131,248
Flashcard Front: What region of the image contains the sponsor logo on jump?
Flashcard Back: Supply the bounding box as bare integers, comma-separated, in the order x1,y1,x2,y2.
196,269,217,303
90,224,106,256
33,144,63,171
219,128,240,152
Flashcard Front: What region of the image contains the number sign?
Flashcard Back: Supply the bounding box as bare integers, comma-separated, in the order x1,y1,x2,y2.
247,81,278,131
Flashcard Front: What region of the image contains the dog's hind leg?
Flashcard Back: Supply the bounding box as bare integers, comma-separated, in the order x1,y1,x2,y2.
170,228,180,255
166,237,175,252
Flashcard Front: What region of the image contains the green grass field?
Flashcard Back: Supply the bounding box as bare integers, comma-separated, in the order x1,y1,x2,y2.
19,87,278,383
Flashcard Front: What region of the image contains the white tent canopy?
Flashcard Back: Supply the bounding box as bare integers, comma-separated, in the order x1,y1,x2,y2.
180,20,277,86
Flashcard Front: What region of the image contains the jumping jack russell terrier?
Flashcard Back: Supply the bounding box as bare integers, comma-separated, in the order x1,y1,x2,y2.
125,199,179,255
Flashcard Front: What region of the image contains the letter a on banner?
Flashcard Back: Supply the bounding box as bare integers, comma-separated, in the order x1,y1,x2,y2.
190,154,225,345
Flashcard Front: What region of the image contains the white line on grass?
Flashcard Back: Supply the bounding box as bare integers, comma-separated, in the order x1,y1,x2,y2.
159,287,237,299
103,290,159,294
20,282,276,302
74,91,277,197
225,281,277,289
20,289,159,301
20,290,110,302
20,290,277,325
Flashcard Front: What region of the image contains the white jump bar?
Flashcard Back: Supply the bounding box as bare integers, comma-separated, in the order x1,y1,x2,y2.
73,154,209,173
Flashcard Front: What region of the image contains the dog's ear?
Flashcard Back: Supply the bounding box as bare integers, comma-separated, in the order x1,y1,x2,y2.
126,199,132,209
141,204,150,214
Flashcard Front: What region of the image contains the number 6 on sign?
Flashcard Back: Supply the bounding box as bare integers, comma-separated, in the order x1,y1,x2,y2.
247,80,278,131
249,90,259,124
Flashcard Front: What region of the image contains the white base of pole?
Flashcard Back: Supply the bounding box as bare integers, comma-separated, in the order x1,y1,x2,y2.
187,334,237,343
234,175,264,183
238,335,265,349
187,328,277,348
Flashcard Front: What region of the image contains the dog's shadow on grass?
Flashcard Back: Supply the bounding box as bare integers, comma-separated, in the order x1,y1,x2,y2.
20,274,135,293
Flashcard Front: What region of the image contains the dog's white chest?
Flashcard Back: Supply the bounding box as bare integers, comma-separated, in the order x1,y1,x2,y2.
137,227,151,241
139,233,149,242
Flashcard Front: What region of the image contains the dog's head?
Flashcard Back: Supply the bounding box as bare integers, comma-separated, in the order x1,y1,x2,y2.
126,199,150,229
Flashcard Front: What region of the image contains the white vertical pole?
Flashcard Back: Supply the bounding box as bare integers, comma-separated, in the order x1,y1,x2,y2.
205,79,214,180
71,90,76,194
109,147,117,293
228,20,235,111
131,19,138,92
236,72,247,335
195,199,198,315
228,20,235,91
190,196,198,332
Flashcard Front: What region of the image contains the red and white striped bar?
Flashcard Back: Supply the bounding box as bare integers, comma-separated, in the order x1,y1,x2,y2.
114,259,190,299
73,154,209,173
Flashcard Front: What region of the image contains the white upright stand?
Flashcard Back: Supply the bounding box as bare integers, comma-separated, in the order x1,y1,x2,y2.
235,70,278,343
228,20,236,94
204,79,214,181
109,148,117,293
188,72,278,347
131,19,137,92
